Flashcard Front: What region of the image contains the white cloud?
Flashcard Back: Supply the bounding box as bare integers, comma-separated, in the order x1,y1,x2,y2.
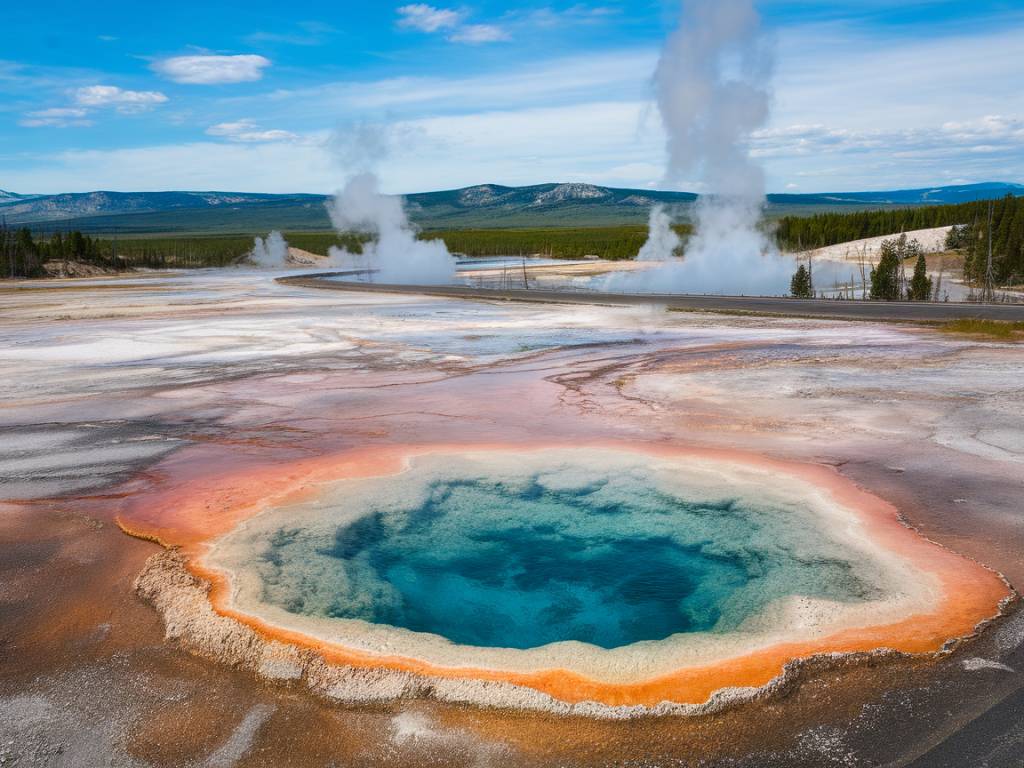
19,107,92,128
74,85,168,113
397,4,464,33
448,24,510,44
152,54,271,85
397,4,507,44
206,120,298,142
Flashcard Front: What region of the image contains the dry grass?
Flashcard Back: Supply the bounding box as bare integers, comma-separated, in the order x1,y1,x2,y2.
902,251,965,271
940,318,1024,339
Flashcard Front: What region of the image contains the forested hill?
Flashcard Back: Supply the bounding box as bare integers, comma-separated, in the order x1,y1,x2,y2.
777,195,1024,286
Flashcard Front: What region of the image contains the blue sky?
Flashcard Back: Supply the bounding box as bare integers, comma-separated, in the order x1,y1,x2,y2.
2,0,1023,194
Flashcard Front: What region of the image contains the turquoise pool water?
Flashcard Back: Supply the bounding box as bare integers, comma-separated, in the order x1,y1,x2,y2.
246,455,876,651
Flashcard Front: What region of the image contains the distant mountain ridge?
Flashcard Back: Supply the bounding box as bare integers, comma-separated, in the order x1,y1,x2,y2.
0,190,323,223
1,181,1020,234
401,183,698,228
766,182,1024,206
0,189,37,203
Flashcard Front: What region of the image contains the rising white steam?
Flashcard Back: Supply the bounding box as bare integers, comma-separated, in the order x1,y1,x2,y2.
637,206,682,262
325,173,455,285
615,0,794,295
250,230,289,268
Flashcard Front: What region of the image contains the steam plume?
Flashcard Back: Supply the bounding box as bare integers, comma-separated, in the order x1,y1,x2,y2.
622,0,793,295
325,121,454,285
636,206,682,262
250,230,289,268
325,173,455,285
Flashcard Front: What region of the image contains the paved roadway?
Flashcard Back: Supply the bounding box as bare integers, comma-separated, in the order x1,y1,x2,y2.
280,274,1024,323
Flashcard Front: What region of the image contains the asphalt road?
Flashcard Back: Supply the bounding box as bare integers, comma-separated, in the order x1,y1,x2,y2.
280,274,1024,323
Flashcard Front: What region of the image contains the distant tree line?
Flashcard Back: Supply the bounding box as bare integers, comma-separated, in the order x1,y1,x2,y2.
285,228,684,262
101,236,255,269
1,224,122,278
777,195,1024,286
0,227,282,276
430,226,691,261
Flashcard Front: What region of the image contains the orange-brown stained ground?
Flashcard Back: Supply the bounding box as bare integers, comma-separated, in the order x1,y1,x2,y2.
114,440,1012,709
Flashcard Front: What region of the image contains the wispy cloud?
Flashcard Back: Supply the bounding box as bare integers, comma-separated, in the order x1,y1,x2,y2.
5,104,1023,194
242,49,655,120
74,85,168,112
0,140,339,193
514,5,620,29
20,108,92,128
397,4,465,33
397,4,509,44
206,119,298,142
245,21,336,47
152,54,271,85
753,117,1024,165
449,24,510,44
20,84,167,127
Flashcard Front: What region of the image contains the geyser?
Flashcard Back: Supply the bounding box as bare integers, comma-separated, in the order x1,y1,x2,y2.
250,230,289,268
325,173,456,285
620,0,794,295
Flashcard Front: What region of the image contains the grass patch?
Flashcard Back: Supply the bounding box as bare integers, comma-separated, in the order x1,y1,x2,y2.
940,318,1024,339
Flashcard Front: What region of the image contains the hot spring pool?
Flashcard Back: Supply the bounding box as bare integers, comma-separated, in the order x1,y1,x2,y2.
211,448,904,659
170,444,1012,710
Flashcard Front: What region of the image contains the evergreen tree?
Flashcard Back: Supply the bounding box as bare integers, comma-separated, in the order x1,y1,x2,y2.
869,238,903,300
945,224,970,250
68,231,87,260
790,263,812,298
908,253,932,301
15,228,37,261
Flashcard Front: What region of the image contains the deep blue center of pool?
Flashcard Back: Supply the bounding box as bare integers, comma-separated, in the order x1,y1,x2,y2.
311,479,755,649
